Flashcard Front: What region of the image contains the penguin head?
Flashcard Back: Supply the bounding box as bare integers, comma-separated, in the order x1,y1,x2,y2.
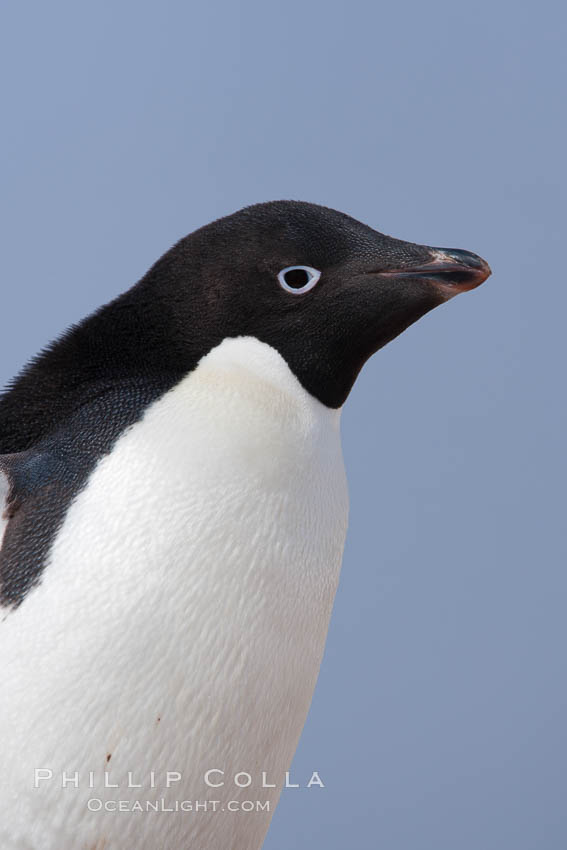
4,200,490,450
148,201,490,408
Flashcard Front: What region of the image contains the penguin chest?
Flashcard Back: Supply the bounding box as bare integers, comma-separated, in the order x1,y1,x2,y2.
0,338,348,848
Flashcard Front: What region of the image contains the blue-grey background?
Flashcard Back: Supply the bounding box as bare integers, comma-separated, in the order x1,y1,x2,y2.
1,2,565,847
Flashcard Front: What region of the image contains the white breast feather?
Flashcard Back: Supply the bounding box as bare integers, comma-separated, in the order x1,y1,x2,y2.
0,337,349,850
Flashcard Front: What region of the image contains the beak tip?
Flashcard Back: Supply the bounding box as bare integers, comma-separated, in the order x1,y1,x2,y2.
430,247,491,293
443,247,490,273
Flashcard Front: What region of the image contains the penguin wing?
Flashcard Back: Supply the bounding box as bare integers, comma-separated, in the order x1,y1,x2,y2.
0,449,61,519
0,448,66,606
0,378,174,606
0,460,10,548
0,454,18,527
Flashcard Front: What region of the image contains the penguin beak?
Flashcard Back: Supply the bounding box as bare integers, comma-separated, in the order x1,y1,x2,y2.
380,248,491,299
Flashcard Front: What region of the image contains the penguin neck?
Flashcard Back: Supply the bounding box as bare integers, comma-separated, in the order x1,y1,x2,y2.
195,336,343,432
0,265,206,453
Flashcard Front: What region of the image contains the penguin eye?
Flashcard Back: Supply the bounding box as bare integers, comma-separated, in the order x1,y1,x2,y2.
277,265,321,295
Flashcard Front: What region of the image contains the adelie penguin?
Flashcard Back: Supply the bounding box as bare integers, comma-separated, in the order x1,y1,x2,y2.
0,201,490,849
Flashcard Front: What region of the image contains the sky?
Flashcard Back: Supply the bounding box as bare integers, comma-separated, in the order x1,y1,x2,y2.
1,1,566,847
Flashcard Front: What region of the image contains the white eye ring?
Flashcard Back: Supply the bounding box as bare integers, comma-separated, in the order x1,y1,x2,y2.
277,265,321,295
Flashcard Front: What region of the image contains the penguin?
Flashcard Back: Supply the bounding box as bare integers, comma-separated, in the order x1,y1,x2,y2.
0,201,490,850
